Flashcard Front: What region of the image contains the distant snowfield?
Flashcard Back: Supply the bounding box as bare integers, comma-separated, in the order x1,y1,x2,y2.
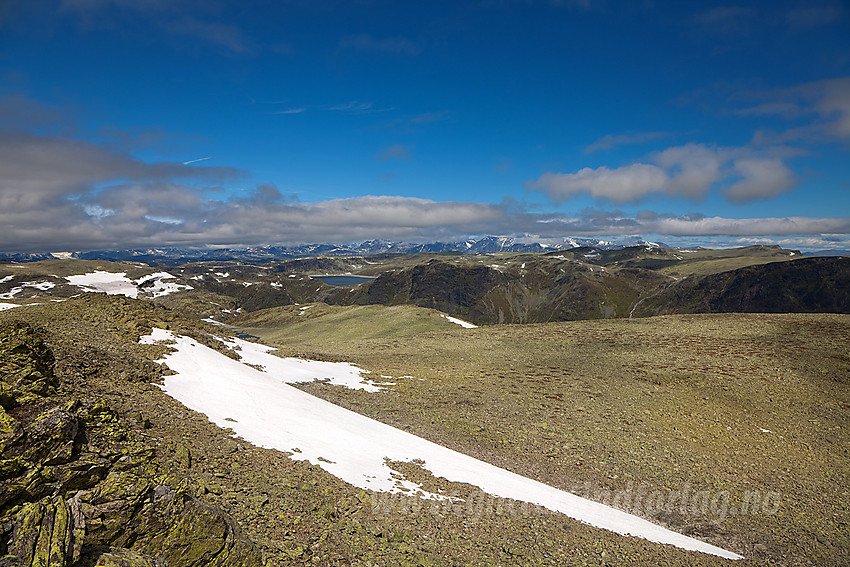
0,281,56,299
0,302,21,311
65,270,191,299
66,271,140,297
141,328,742,560
136,272,193,298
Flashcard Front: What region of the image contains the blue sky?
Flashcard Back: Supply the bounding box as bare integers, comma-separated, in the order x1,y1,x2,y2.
1,0,848,252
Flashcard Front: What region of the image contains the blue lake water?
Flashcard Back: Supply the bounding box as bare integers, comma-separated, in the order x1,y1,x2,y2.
313,275,376,286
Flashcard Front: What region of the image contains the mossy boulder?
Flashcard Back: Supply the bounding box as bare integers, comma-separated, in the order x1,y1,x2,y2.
0,322,262,567
0,321,57,408
3,496,75,567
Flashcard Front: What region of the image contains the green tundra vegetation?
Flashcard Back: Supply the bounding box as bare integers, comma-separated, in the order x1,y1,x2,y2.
0,247,848,565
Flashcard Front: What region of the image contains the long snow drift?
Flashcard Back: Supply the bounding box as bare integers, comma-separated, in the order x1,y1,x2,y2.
141,328,742,560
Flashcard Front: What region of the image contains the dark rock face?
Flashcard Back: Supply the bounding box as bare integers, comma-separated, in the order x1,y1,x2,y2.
331,258,668,324
637,257,850,316
352,260,508,322
0,322,262,567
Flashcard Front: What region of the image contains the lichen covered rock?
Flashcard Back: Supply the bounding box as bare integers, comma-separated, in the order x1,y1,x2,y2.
0,322,262,567
0,321,57,408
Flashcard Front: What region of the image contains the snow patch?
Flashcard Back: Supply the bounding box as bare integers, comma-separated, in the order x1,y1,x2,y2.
0,303,21,311
66,270,191,299
215,334,385,392
0,281,57,299
137,272,193,298
140,329,742,560
65,271,139,298
441,314,478,329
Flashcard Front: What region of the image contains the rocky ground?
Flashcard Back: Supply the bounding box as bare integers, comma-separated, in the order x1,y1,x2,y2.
0,316,262,566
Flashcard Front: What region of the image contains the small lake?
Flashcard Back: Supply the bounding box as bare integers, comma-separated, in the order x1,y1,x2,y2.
313,275,376,287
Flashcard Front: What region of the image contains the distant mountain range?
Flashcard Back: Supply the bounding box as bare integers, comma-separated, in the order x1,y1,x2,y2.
0,236,668,264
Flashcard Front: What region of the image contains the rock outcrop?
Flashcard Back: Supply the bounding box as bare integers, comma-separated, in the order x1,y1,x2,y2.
0,321,262,567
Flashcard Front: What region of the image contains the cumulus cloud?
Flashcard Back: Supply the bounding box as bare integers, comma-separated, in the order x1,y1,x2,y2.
526,164,668,203
527,143,798,204
0,129,844,253
0,130,510,250
653,143,725,198
725,158,796,202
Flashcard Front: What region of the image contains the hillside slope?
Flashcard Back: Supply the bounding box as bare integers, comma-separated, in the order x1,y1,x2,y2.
329,257,671,324
635,257,850,316
246,311,850,566
2,294,847,565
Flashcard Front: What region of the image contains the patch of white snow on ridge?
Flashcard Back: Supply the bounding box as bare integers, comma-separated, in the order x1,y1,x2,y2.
0,289,21,300
140,328,742,560
218,335,385,393
0,303,21,311
441,314,478,329
0,281,57,299
0,275,14,284
66,270,191,299
66,271,139,298
137,272,193,298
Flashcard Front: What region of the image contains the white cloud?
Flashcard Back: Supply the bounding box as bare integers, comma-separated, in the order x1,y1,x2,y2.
526,164,668,204
528,143,799,204
653,143,726,198
725,158,796,202
536,212,850,238
642,215,850,237
0,130,843,253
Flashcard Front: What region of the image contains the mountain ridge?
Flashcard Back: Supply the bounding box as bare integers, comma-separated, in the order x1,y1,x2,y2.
0,236,666,265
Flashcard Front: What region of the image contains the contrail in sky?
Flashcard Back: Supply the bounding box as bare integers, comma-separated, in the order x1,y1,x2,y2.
183,157,212,165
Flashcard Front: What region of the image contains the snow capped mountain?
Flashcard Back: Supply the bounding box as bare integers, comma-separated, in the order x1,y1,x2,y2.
0,236,669,264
